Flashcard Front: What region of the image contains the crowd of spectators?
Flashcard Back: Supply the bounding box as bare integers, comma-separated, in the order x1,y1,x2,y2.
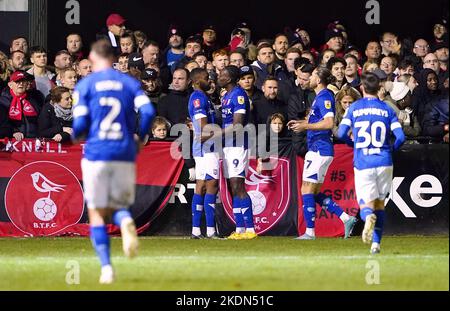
1,14,448,148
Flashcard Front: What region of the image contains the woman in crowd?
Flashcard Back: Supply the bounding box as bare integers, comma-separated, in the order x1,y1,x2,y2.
38,86,73,142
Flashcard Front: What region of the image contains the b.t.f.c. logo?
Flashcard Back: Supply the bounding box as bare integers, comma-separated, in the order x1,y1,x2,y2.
220,157,291,234
4,161,84,236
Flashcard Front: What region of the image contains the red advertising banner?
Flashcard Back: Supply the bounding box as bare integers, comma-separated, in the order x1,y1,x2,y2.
0,139,184,237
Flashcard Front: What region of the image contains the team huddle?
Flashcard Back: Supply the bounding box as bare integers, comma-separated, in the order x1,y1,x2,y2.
72,39,405,284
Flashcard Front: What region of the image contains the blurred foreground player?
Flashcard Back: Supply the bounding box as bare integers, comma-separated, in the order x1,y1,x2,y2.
72,39,155,283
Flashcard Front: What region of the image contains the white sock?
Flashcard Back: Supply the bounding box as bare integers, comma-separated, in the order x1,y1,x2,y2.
340,212,350,223
371,242,380,250
306,228,315,236
246,228,255,233
206,227,216,237
236,227,245,234
192,227,201,236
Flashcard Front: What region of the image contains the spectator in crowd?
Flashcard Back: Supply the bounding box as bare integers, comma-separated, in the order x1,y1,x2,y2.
412,68,443,127
133,30,147,53
268,112,287,137
150,116,170,140
295,27,315,54
157,68,191,128
344,54,361,88
38,86,73,142
332,85,361,142
430,18,448,52
185,60,199,72
96,13,126,55
0,52,9,92
433,43,449,83
0,71,42,140
119,31,137,54
364,40,382,63
273,33,289,68
238,65,263,123
117,53,129,73
423,53,441,77
422,96,449,143
389,81,421,140
26,46,55,97
251,43,287,90
9,50,26,72
192,52,208,69
141,68,165,107
397,73,419,93
212,49,230,76
59,67,78,93
229,51,246,68
164,25,184,72
362,59,379,73
284,47,302,79
54,50,73,81
76,58,93,78
397,58,415,77
142,40,171,91
412,39,430,62
380,32,400,57
301,50,315,65
10,37,29,54
66,33,84,62
228,28,247,53
380,55,397,81
252,76,287,126
318,49,336,66
327,57,348,94
322,27,344,57
202,25,219,60
174,35,203,70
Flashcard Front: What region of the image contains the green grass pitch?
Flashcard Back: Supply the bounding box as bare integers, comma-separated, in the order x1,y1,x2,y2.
0,236,448,290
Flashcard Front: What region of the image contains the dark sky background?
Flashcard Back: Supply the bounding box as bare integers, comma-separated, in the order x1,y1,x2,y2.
26,0,450,55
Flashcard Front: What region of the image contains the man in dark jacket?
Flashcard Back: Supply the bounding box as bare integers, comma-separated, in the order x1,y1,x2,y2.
0,71,43,140
252,77,287,126
251,43,288,90
96,13,126,56
422,96,449,143
157,68,191,131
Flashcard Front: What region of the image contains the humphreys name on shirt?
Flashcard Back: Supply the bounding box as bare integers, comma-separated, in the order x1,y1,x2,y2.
352,108,389,118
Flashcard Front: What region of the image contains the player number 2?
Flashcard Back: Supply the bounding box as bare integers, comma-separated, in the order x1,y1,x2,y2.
99,97,123,140
354,121,386,148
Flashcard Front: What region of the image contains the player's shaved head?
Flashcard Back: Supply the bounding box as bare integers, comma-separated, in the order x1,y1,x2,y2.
190,68,210,92
190,68,208,84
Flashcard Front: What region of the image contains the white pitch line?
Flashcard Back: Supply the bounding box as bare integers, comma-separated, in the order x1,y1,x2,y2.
0,255,447,262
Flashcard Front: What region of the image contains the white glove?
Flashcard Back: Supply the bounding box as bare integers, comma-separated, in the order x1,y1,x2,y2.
188,167,196,181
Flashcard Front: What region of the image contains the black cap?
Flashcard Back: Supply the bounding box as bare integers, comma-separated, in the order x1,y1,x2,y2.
168,25,182,39
324,27,343,43
236,21,251,30
186,34,203,45
141,68,158,80
432,42,448,52
202,24,216,32
239,65,254,77
128,52,145,71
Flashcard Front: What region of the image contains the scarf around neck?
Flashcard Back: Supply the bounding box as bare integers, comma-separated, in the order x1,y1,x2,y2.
8,88,37,121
